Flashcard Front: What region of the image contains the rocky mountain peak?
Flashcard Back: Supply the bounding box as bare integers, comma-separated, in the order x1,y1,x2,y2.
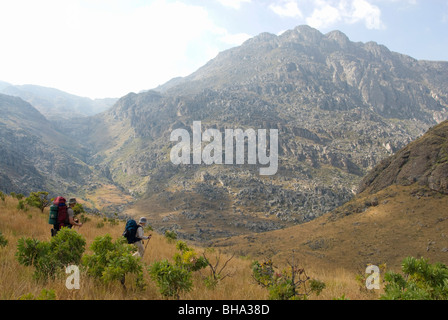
324,30,350,48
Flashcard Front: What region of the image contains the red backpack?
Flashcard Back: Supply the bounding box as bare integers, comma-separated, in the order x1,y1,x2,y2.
54,196,69,229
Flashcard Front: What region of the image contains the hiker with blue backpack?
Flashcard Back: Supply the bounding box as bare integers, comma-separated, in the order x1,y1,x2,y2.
123,217,151,258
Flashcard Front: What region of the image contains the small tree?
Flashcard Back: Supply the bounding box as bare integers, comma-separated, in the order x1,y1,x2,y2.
252,252,325,300
381,256,448,300
202,248,235,289
25,191,51,213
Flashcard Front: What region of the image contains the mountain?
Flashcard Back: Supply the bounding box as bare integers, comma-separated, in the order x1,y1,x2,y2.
0,83,117,120
211,120,448,271
0,94,99,196
62,25,448,241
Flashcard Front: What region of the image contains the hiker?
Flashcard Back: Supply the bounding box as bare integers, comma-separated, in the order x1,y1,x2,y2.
67,198,83,228
132,217,151,258
50,196,81,237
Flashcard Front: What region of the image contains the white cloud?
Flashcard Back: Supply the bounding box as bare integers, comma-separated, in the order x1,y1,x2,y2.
306,2,341,28
269,0,303,18
305,0,385,30
216,0,252,10
350,0,384,29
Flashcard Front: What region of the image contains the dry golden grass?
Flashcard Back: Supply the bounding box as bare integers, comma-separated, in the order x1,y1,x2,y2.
0,196,266,300
84,184,134,211
0,194,396,300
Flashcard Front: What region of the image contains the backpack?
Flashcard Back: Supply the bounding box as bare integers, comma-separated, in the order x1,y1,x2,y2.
49,196,69,230
123,219,141,244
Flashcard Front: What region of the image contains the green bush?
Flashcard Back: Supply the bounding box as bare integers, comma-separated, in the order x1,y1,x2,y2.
18,288,56,300
10,192,24,200
50,228,85,266
16,199,28,211
174,241,208,272
72,203,85,216
82,234,144,288
381,256,448,300
0,231,8,247
148,259,193,299
148,240,208,299
16,228,86,281
164,230,177,243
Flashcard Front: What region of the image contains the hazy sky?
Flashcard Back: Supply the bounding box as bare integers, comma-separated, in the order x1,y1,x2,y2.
1,0,447,99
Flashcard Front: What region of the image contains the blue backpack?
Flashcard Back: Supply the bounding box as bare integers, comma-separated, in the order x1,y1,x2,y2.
123,219,141,244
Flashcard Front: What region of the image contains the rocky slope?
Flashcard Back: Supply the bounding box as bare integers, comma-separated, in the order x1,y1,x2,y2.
358,120,448,195
0,94,95,195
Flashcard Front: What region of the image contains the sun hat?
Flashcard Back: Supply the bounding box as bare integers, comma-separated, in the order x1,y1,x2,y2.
139,217,147,224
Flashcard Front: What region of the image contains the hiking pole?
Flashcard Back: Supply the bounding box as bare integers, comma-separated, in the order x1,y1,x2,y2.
145,235,152,250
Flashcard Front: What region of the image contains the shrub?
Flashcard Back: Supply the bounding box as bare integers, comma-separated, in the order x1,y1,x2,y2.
50,228,85,266
252,254,326,300
174,241,208,272
148,240,208,299
16,238,42,267
16,228,86,281
10,192,24,200
164,230,177,243
381,256,448,300
16,200,28,211
18,289,56,300
148,259,193,299
0,231,8,247
82,234,144,289
72,203,85,216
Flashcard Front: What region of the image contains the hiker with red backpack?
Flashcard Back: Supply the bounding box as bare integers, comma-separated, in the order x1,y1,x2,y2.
49,197,82,237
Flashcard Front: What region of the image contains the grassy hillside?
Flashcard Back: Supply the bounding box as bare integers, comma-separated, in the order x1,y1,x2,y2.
212,183,448,275
0,195,379,300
